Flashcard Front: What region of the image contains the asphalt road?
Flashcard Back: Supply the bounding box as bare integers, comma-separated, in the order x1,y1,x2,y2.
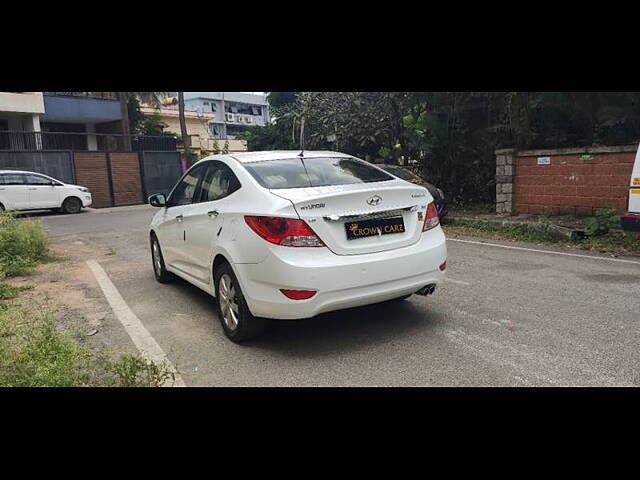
37,206,640,386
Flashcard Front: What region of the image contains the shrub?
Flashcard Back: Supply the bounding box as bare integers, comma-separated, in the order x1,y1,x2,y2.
0,305,91,387
585,208,620,237
105,353,175,387
0,211,48,279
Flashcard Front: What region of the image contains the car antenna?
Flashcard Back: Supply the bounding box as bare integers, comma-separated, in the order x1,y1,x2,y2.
298,116,305,157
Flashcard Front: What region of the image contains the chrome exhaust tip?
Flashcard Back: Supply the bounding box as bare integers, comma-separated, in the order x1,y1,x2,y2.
415,284,436,296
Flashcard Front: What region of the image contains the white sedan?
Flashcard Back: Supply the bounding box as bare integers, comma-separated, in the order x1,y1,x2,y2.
0,170,92,214
149,151,447,342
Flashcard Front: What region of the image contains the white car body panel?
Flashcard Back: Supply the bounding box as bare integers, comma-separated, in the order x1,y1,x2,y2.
0,170,92,211
629,146,640,214
150,151,446,320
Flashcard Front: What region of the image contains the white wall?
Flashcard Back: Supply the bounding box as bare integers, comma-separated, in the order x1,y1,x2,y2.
0,92,45,114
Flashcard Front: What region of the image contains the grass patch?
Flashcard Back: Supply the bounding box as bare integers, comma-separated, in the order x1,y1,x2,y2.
105,353,175,387
0,302,176,387
0,304,91,386
0,283,33,300
444,220,640,256
0,211,49,279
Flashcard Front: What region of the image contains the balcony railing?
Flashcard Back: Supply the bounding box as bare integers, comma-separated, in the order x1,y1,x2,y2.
0,130,178,152
43,92,119,101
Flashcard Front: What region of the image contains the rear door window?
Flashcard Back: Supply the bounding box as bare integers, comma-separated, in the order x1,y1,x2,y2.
0,173,25,185
197,161,241,203
243,157,394,189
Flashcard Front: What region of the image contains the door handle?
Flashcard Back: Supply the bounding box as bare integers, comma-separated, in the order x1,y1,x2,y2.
175,214,183,222
28,187,37,190
207,210,219,218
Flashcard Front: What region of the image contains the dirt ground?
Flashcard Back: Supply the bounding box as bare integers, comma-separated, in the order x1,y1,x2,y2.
7,238,138,381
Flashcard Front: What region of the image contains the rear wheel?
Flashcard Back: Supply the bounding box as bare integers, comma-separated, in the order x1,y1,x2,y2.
214,262,265,343
150,234,174,283
61,196,82,214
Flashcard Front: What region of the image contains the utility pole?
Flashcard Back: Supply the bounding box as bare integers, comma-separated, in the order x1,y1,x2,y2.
178,92,190,150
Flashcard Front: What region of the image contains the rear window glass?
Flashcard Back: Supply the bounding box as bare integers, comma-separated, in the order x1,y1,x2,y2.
380,165,424,183
243,157,394,189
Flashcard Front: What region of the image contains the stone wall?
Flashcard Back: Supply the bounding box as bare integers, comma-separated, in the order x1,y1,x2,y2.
495,149,516,214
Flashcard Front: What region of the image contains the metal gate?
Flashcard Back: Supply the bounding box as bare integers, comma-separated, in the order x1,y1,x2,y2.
0,151,75,184
139,151,183,200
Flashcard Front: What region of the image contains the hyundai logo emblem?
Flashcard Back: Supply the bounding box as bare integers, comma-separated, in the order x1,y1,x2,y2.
367,195,382,206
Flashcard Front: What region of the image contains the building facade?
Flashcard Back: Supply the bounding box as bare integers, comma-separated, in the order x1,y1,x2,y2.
0,92,126,151
183,92,270,139
139,105,248,155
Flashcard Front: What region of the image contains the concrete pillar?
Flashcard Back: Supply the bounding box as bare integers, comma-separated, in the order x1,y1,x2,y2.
86,123,98,151
23,114,42,149
495,148,516,215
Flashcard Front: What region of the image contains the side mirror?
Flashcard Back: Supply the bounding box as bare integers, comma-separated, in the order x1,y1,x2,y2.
149,193,167,208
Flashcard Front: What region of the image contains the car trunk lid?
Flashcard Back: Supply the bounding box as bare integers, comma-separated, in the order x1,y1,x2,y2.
271,181,432,255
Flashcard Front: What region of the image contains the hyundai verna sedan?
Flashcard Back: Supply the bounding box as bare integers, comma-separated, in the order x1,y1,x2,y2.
148,151,447,342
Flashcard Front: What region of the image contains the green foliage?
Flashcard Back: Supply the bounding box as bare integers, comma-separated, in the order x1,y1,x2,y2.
585,208,620,237
0,283,32,300
182,149,199,168
0,211,48,280
246,92,640,206
0,306,91,387
222,140,229,155
105,353,175,387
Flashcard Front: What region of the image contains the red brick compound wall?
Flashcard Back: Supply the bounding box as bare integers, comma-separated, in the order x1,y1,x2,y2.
495,146,637,216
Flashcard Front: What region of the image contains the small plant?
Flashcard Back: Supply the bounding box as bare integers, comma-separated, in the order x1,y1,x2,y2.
182,149,199,167
0,306,91,387
0,211,48,279
0,283,32,300
106,353,175,387
585,208,620,237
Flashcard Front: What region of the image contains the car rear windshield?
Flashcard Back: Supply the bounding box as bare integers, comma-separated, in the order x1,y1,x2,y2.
242,157,394,189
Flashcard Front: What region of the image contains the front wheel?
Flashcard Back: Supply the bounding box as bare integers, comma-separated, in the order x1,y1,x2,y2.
150,234,174,283
214,262,265,343
61,196,82,214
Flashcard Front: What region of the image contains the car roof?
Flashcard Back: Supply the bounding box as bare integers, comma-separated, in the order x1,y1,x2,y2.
200,150,354,165
0,170,50,175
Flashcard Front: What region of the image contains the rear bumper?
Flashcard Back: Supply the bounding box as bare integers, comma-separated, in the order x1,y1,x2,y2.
234,228,447,319
621,212,640,232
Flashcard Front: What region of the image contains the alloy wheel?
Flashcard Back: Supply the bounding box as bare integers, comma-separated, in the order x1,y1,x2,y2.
218,273,240,331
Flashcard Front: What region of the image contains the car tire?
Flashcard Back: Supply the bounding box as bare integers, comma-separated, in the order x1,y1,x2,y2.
0,203,4,211
61,196,82,214
150,234,174,283
214,262,265,343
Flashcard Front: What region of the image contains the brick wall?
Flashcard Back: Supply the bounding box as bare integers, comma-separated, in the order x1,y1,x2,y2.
496,146,637,216
109,153,142,206
74,152,112,208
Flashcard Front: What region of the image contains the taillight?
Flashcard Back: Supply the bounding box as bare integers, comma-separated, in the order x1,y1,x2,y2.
422,202,440,232
244,216,325,247
280,289,317,300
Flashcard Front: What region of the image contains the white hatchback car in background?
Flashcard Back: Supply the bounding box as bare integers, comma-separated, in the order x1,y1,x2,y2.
149,151,447,342
0,170,92,214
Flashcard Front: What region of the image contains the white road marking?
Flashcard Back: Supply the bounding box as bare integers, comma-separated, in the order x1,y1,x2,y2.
446,278,470,286
86,260,186,387
449,238,640,266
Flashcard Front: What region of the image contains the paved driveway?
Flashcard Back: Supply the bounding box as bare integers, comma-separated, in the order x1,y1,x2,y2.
37,207,640,386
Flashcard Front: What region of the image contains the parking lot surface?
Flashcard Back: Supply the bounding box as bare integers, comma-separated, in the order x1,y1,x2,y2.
38,207,640,386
